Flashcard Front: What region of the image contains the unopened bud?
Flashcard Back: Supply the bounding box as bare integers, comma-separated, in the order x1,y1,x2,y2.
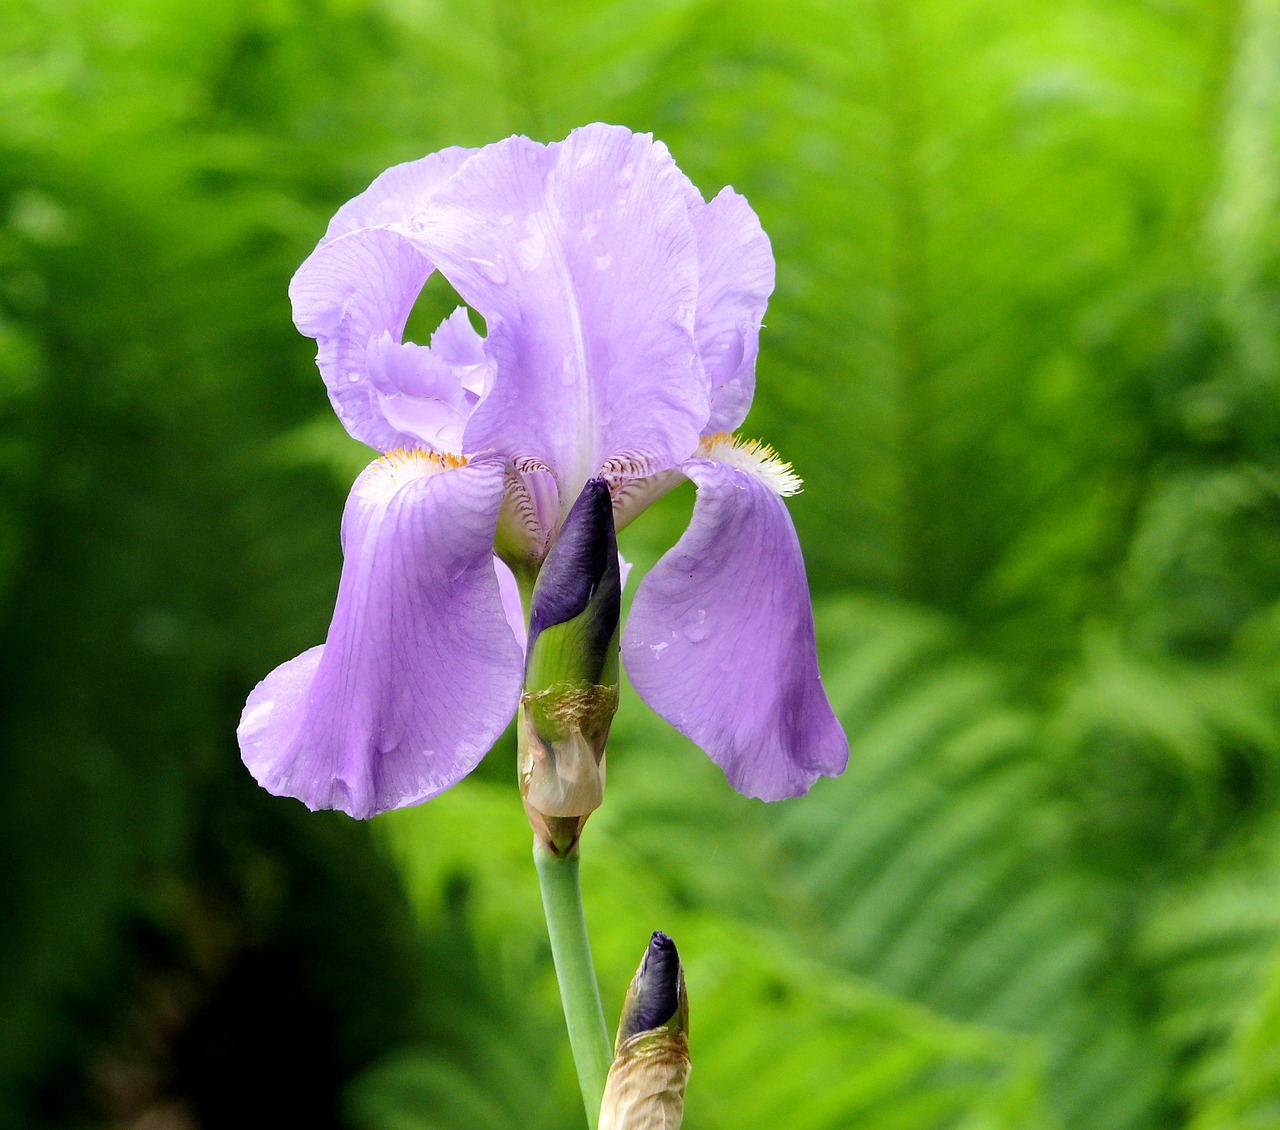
600,932,690,1130
519,478,621,854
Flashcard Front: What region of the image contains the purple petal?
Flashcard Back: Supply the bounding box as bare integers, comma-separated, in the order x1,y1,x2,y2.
291,231,494,452
412,124,708,501
321,147,477,245
291,227,430,450
692,189,774,434
292,148,483,451
430,306,491,393
238,455,523,818
621,460,847,800
364,308,491,452
495,556,527,652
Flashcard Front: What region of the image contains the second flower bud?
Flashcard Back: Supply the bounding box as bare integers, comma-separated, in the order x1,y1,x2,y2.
518,478,622,855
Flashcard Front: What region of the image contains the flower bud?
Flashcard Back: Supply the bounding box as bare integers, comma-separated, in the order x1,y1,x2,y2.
599,932,690,1130
519,478,621,854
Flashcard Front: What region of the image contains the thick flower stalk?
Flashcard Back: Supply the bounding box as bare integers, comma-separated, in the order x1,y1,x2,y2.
238,123,848,819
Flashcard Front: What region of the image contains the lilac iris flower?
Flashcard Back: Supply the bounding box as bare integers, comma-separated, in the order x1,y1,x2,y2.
238,124,848,818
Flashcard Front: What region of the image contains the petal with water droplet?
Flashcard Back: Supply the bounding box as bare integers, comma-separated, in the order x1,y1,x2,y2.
408,124,708,505
622,458,846,800
691,188,775,434
238,456,522,818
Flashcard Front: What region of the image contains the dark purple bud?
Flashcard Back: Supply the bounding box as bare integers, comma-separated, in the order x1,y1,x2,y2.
524,478,621,690
602,929,691,1125
618,931,685,1041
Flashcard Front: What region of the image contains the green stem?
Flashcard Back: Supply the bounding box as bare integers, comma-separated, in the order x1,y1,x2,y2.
534,838,612,1127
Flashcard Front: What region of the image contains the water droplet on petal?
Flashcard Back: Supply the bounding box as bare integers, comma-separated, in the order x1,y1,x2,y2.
516,229,546,271
681,608,711,644
467,256,507,286
242,700,275,729
347,371,361,383
594,253,612,271
377,718,402,754
616,162,636,187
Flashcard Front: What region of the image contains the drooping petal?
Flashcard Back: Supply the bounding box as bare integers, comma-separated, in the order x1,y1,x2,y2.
238,454,522,818
692,188,775,434
621,459,847,800
321,147,477,244
410,124,708,500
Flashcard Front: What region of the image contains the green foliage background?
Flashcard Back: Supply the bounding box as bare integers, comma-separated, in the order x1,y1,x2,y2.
2,0,1279,1126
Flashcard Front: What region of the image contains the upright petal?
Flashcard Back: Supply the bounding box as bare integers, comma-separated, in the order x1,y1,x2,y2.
364,307,490,452
291,231,493,452
692,188,775,434
291,227,432,450
321,147,477,244
622,459,847,800
238,455,522,818
411,124,708,501
292,147,483,451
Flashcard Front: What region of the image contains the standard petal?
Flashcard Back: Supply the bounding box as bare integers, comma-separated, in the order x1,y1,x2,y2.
238,455,522,818
692,188,775,433
430,306,491,396
291,231,493,451
412,124,708,501
364,308,491,452
321,147,477,244
291,227,432,450
621,459,847,800
295,148,488,451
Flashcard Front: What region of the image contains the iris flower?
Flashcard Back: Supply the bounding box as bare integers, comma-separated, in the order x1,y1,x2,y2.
238,124,847,818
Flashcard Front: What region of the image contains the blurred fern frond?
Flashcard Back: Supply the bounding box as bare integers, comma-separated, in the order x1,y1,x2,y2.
3,0,1280,1127
372,780,1058,1130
